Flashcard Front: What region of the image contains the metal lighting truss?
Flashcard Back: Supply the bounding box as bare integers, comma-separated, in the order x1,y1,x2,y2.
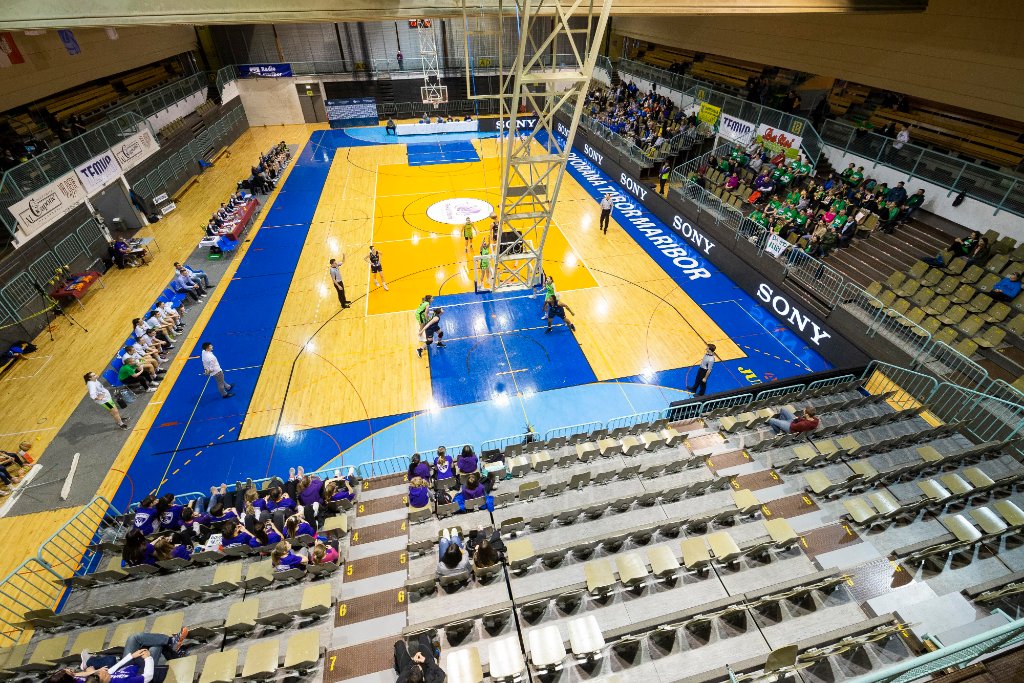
463,0,612,290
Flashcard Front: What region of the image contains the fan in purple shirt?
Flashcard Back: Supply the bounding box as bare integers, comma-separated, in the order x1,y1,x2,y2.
408,476,430,509
221,520,255,547
456,445,478,474
433,447,455,487
407,453,431,480
121,529,156,566
284,515,318,540
131,495,159,535
296,476,324,506
270,540,306,571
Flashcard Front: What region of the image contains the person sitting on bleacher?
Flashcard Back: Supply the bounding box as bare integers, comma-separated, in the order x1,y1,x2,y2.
152,536,192,563
437,528,471,577
923,230,980,267
253,519,285,547
221,519,256,547
196,500,239,528
877,200,901,234
767,406,819,435
270,540,306,571
47,635,186,683
322,479,356,506
394,633,445,683
174,268,205,302
433,447,456,490
155,494,185,532
266,485,298,527
407,453,430,480
310,539,340,566
409,476,430,510
990,272,1021,303
122,528,156,567
902,189,926,220
456,445,478,475
284,513,319,541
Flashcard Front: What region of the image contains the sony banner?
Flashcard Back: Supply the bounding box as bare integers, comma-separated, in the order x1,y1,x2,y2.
75,150,123,195
719,114,755,145
479,115,540,133
9,171,87,244
110,129,158,173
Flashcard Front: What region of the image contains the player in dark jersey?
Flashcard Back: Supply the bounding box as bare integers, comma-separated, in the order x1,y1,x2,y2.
364,245,388,291
545,295,576,333
419,307,446,352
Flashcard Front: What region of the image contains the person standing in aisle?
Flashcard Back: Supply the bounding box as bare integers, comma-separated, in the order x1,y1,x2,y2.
598,193,614,234
202,342,234,398
659,163,671,195
84,372,129,430
688,343,716,396
329,257,350,308
365,245,388,291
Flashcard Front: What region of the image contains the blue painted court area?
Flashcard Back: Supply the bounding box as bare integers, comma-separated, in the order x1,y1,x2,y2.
407,140,481,166
425,290,597,407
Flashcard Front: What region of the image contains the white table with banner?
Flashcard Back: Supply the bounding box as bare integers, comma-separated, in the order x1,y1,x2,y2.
396,121,479,136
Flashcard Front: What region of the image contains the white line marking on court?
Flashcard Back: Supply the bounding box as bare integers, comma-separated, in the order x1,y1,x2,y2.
0,464,41,517
0,355,54,382
61,453,79,500
730,300,814,372
0,426,57,438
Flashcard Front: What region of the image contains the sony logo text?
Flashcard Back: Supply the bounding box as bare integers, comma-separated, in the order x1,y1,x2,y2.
756,283,831,346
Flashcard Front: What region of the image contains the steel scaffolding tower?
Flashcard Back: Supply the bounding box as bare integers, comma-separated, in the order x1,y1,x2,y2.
415,20,447,105
464,0,612,291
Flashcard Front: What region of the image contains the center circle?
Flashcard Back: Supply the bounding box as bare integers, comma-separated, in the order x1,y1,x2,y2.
426,198,494,225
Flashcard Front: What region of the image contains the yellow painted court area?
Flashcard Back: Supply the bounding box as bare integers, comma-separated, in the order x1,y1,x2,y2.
241,130,744,438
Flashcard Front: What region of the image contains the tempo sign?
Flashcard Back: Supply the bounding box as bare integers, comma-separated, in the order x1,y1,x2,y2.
719,114,755,145
75,151,123,195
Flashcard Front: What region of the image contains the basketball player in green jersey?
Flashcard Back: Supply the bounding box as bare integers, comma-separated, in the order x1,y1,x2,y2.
462,217,474,253
415,294,433,358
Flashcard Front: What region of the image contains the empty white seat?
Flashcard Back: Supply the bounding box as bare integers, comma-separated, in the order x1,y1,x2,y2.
445,646,483,683
488,637,526,681
567,615,605,659
528,625,566,669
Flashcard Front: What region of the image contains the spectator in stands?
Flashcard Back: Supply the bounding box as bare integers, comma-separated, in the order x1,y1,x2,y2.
457,473,488,511
270,540,306,571
152,536,192,562
221,520,255,547
409,476,430,510
964,237,990,266
724,173,739,192
433,446,456,489
878,201,901,233
408,453,430,480
902,189,926,220
456,445,478,475
122,528,156,567
990,272,1021,302
894,124,910,150
124,344,162,379
887,181,908,206
155,494,185,532
394,633,445,683
310,540,340,566
767,406,819,434
437,528,471,576
925,230,980,266
322,478,355,507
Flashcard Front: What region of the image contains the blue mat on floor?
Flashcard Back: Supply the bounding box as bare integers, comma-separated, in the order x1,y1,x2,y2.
407,140,480,166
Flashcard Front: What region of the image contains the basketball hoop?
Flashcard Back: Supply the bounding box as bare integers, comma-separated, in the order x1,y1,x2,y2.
421,85,448,110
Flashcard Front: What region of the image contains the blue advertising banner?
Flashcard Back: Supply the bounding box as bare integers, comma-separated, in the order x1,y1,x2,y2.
239,63,293,78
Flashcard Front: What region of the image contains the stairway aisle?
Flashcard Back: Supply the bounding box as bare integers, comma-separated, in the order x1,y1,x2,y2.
324,473,411,683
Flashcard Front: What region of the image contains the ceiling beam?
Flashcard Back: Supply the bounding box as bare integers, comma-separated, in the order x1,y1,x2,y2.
0,0,927,30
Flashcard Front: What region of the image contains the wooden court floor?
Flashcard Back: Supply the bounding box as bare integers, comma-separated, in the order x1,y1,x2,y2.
240,129,744,438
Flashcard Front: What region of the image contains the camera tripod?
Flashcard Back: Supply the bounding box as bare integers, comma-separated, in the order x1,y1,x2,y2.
31,280,89,340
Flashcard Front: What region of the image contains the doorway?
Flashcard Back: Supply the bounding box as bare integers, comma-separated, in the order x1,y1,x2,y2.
296,84,327,123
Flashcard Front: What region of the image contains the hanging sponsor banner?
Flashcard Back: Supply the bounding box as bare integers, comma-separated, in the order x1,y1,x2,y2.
75,150,123,195
697,102,721,126
239,63,293,78
58,29,81,56
9,172,87,240
110,129,158,172
0,32,25,67
479,116,539,133
756,124,803,156
718,114,755,145
763,233,791,258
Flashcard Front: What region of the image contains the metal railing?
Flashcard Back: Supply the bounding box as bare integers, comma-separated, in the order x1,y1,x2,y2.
0,112,149,237
103,73,208,124
853,614,1024,683
38,496,122,580
820,119,1023,219
0,558,66,646
131,104,248,203
578,112,658,170
544,421,604,441
356,455,411,479
615,58,823,165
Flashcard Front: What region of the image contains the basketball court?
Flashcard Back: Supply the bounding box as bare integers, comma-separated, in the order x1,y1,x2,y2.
106,124,829,508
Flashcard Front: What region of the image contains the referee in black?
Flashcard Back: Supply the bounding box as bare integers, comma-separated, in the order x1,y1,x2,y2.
689,343,716,396
329,257,350,308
